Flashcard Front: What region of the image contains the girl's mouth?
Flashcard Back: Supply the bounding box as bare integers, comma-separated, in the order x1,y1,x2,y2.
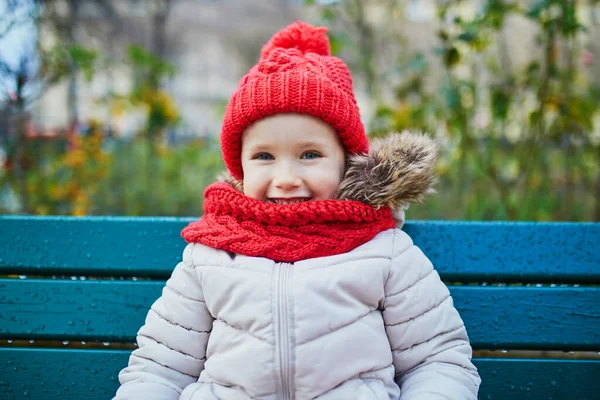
268,198,312,204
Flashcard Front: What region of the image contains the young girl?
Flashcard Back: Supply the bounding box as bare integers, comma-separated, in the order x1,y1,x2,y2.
115,21,481,400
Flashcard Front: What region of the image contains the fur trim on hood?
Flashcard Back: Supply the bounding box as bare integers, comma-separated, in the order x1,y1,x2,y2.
336,130,437,211
220,130,437,212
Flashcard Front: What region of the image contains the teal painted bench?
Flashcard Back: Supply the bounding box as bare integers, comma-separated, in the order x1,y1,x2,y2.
1,216,599,399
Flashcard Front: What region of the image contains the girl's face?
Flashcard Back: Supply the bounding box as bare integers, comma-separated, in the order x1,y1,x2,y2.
241,113,345,204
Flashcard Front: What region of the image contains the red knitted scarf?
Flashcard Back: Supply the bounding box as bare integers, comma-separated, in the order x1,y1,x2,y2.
181,182,396,263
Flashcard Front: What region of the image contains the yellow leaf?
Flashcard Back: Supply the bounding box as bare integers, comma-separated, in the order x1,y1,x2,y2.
72,205,87,217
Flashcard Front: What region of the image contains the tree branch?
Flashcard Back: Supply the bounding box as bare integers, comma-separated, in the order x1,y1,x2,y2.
0,18,18,39
0,0,37,39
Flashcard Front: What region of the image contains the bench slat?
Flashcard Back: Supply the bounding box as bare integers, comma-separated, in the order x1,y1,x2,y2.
474,358,600,399
2,279,598,349
0,347,124,399
1,348,598,400
0,279,164,342
404,221,600,283
0,216,190,278
1,217,599,282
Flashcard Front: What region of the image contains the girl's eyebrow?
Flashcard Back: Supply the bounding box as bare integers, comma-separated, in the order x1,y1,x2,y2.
243,140,326,153
245,144,271,152
298,141,326,148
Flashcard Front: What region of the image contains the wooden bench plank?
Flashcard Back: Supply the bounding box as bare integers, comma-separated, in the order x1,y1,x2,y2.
452,286,600,350
1,348,598,400
0,347,126,400
0,216,191,278
1,216,598,282
404,221,600,283
474,358,600,399
0,279,163,342
2,279,598,349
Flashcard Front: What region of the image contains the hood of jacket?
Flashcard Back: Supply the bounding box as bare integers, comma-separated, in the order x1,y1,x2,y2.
222,130,438,212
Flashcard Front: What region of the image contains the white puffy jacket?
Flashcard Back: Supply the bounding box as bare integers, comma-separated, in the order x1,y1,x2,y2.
115,132,480,399
115,228,479,399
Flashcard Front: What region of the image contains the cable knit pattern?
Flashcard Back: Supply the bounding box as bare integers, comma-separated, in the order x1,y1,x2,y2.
181,182,396,262
220,21,368,179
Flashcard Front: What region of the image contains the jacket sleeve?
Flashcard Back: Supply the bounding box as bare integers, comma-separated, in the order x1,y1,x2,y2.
383,230,480,399
114,243,214,400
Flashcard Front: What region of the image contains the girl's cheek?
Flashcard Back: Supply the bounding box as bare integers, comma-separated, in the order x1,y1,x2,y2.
244,168,271,197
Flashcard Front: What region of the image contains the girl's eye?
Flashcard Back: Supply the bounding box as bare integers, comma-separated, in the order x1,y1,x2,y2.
253,153,274,160
301,151,321,160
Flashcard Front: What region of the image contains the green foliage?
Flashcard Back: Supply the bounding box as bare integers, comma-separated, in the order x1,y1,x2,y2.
95,137,223,216
317,0,599,221
39,44,99,85
3,0,599,220
1,130,224,216
1,41,212,217
128,44,176,90
69,45,98,82
23,123,109,216
125,45,179,133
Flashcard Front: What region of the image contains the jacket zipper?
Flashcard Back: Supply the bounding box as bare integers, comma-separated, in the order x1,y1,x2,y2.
276,262,293,400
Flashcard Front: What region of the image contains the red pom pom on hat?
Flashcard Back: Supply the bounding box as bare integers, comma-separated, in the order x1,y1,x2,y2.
260,21,330,60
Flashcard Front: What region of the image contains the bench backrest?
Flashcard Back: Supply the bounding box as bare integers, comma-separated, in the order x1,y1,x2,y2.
1,216,599,399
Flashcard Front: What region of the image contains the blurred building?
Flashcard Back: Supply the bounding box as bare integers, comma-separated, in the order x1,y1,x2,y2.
33,0,308,139
30,0,556,140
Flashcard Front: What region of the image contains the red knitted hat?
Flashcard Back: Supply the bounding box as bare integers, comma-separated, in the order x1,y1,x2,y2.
221,21,369,179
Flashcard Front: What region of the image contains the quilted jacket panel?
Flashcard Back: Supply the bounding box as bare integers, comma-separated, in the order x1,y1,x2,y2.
115,229,480,400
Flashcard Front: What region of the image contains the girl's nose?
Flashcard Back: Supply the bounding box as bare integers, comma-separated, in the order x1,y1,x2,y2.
273,167,302,190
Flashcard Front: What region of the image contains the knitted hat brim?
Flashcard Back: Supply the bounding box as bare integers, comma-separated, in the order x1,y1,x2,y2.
221,70,368,179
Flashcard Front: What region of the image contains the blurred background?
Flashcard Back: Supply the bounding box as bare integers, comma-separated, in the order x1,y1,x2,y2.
0,0,598,220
